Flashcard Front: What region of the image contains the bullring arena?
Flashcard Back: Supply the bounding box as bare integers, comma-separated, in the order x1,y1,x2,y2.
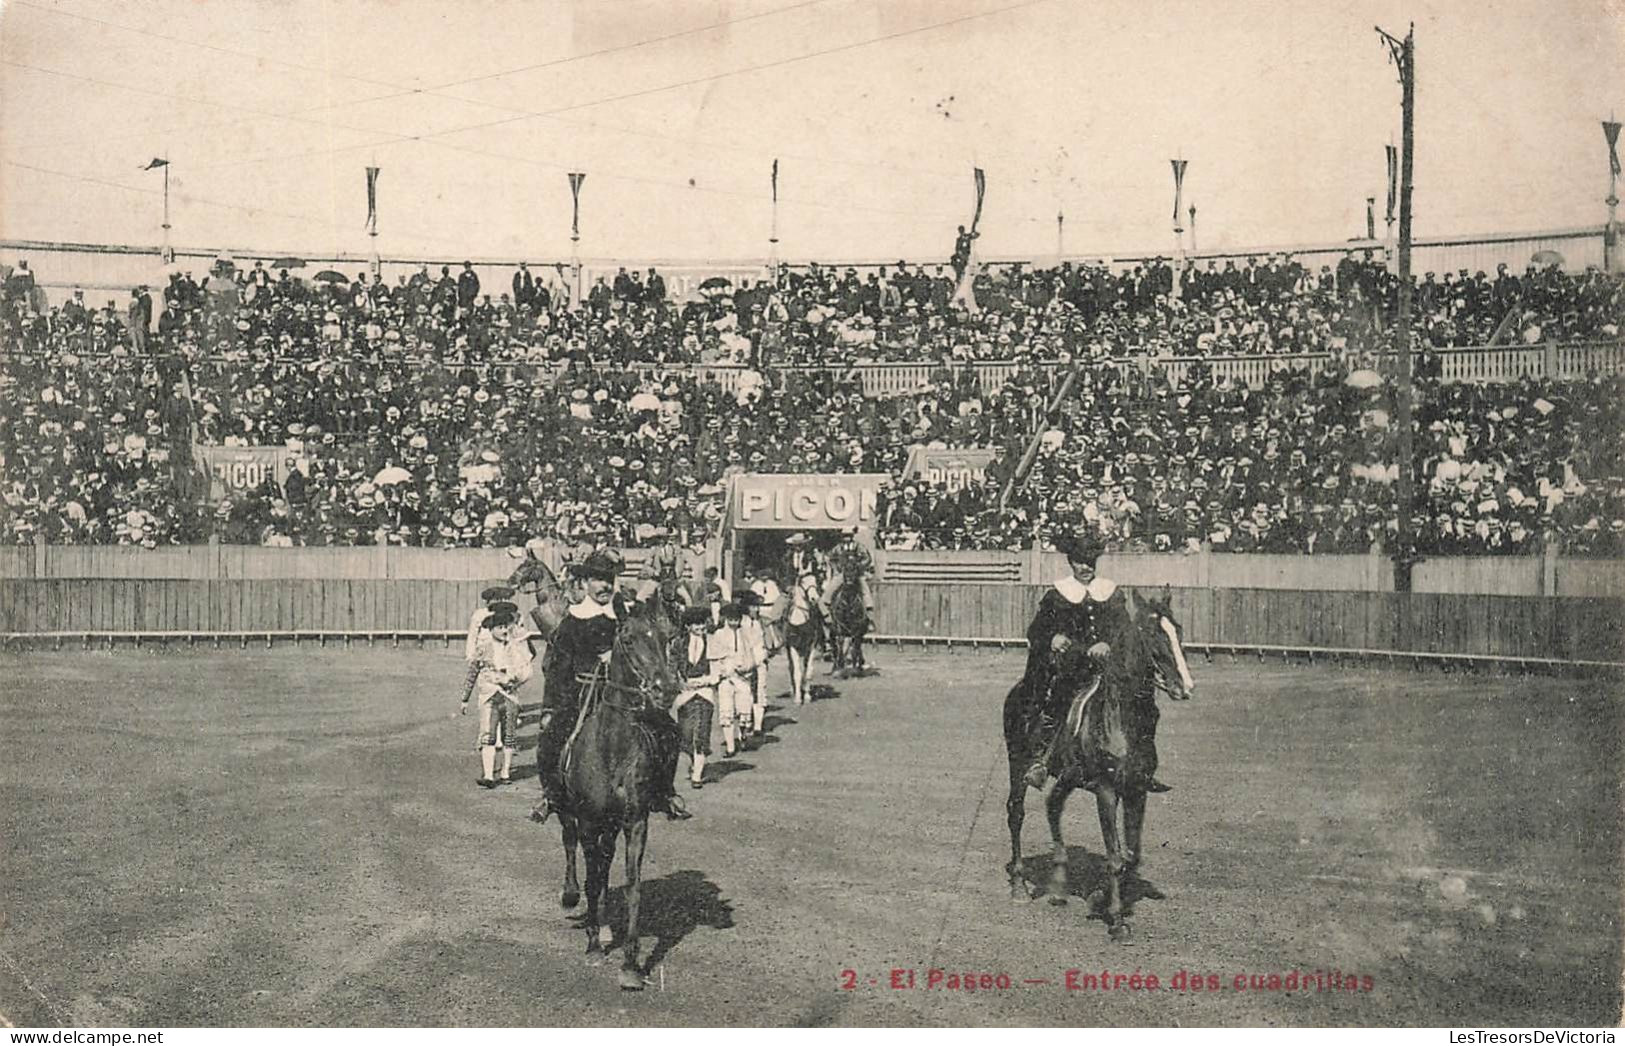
0,634,1619,1026
4,0,1625,1027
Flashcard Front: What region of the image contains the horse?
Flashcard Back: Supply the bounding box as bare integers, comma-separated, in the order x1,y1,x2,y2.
1001,585,1195,939
782,570,822,705
825,570,869,677
553,611,679,990
508,555,570,643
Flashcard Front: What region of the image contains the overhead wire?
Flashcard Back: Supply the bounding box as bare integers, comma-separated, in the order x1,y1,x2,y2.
3,0,1066,229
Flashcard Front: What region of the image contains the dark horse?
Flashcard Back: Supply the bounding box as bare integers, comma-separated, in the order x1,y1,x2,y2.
554,611,678,990
1001,586,1195,939
508,555,570,644
826,571,869,677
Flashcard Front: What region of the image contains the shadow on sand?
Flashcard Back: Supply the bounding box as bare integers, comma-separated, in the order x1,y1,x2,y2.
581,869,736,971
1017,844,1166,921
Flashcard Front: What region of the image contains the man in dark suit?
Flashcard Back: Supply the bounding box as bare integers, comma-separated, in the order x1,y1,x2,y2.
127,286,152,351
512,263,536,309
457,262,481,313
530,551,690,824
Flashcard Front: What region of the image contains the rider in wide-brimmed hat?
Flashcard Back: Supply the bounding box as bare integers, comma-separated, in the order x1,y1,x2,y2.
531,549,691,823
1017,531,1171,793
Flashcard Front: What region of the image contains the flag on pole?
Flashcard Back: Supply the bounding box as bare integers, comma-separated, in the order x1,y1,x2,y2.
1385,144,1398,225
365,166,380,233
1170,159,1188,227
970,167,987,234
568,172,587,238
1605,121,1622,177
771,159,779,203
141,157,168,170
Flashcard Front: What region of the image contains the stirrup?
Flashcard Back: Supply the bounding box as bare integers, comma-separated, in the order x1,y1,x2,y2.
529,797,554,824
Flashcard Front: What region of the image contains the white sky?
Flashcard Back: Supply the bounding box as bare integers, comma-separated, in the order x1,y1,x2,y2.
1,0,1621,263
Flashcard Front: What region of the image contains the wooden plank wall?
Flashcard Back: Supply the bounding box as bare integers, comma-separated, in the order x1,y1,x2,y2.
870,583,1624,663
0,579,486,634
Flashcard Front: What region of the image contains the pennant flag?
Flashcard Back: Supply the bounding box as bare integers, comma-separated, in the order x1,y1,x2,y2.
1170,159,1188,226
1605,121,1622,177
970,167,987,234
141,157,168,170
771,158,779,203
365,166,380,232
568,172,587,238
1385,144,1398,225
1366,196,1376,240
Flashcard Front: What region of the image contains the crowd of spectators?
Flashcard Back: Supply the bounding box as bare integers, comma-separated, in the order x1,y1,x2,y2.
2,251,1622,556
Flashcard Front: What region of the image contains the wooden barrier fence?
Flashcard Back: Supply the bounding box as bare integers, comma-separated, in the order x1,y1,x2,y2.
4,578,1620,667
871,584,1624,666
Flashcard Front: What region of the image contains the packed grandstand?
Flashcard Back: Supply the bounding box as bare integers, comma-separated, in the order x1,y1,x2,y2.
2,251,1622,556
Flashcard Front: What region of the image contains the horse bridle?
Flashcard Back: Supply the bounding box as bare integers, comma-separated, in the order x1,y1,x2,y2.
1139,610,1186,700
586,630,670,711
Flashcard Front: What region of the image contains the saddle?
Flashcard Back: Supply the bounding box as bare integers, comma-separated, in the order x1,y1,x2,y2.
1062,675,1103,744
560,665,664,778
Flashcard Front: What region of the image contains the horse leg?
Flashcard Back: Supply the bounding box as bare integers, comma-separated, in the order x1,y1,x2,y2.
596,828,618,953
1005,760,1035,901
1044,777,1074,905
1122,788,1147,873
787,646,803,704
618,816,649,991
582,825,607,964
1095,786,1130,940
560,811,581,910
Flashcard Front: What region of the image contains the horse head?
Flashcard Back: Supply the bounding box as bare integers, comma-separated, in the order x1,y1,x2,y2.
609,612,679,707
1128,584,1195,701
518,559,569,641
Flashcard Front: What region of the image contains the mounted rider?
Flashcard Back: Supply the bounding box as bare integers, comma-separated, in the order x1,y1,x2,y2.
531,549,691,824
1018,532,1172,793
820,525,876,618
635,532,692,618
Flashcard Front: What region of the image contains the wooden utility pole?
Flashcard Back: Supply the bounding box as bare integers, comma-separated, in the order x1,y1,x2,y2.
1378,23,1416,592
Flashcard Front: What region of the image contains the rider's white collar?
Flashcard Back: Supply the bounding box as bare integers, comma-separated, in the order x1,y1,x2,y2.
1052,575,1117,604
569,597,616,621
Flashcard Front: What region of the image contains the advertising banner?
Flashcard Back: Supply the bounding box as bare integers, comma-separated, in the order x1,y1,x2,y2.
193,444,300,502
904,446,998,491
730,473,887,530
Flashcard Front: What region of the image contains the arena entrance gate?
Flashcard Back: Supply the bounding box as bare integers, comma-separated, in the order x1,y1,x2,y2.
720,472,888,589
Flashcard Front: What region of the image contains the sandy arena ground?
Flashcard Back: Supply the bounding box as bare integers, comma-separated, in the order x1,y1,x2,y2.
0,644,1619,1026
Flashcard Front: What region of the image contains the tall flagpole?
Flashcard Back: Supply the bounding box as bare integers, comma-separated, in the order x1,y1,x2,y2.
1188,204,1197,253
1170,153,1188,260
366,163,381,278
769,158,780,280
568,172,586,307
1605,113,1621,273
161,150,172,263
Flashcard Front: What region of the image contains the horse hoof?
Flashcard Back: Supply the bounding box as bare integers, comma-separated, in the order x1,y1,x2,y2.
1086,889,1105,908
618,969,648,992
599,925,614,947
585,950,605,967
1047,893,1068,906
1009,883,1031,903
1109,922,1133,942
561,890,580,910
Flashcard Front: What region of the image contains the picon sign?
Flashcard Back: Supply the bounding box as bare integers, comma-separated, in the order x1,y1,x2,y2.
728,473,888,530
